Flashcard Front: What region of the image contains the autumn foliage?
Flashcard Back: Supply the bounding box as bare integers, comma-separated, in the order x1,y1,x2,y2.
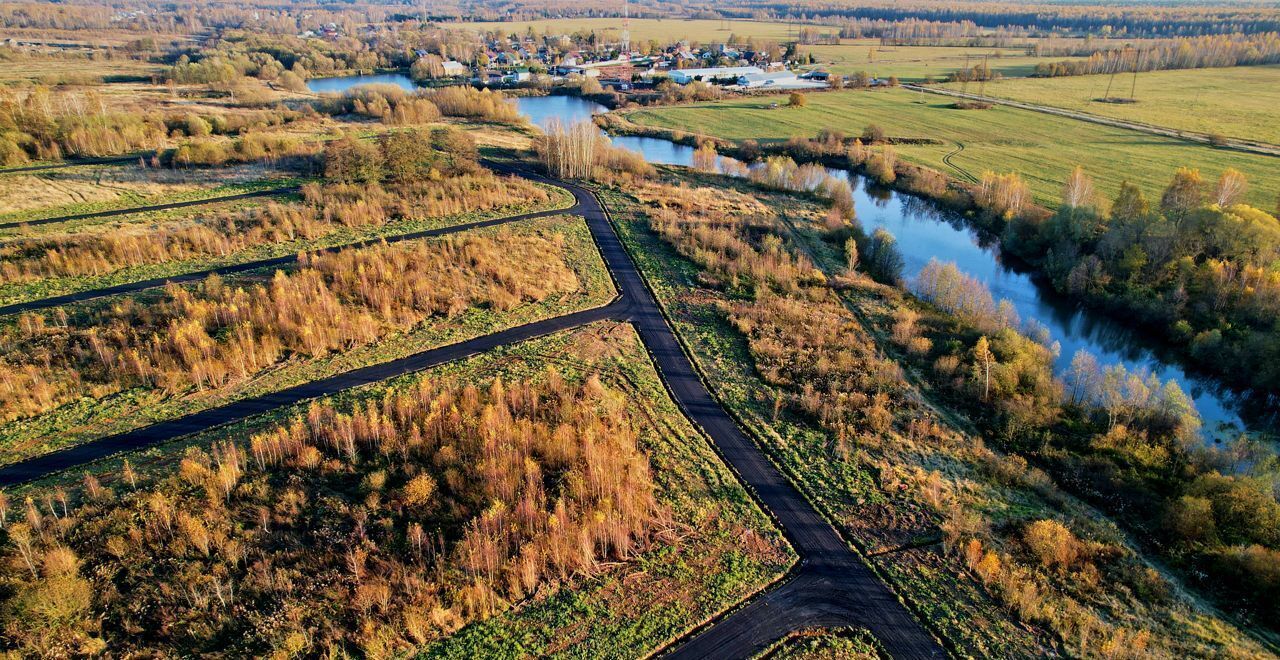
0,231,580,423
0,374,659,655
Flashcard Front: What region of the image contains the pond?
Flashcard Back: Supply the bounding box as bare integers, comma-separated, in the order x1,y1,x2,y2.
298,76,1265,439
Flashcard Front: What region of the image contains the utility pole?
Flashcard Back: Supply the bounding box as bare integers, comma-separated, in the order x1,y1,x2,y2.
621,0,630,55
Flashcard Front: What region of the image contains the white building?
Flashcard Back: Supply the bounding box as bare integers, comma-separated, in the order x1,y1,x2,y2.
441,61,468,77
669,66,762,84
736,71,828,90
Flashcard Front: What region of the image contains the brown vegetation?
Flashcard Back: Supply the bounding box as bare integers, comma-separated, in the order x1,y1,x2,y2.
0,230,579,423
0,374,658,655
0,169,550,287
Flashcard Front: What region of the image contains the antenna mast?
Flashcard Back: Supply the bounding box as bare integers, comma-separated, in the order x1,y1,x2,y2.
621,0,630,55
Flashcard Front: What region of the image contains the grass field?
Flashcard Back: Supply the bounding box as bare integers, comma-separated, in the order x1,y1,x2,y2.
939,64,1280,146
0,214,611,466
0,162,302,220
623,88,1280,209
11,320,793,656
764,629,880,659
0,54,164,83
447,17,829,44
800,42,1087,82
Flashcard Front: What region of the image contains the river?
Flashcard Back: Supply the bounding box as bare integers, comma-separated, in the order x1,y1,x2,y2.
308,73,1267,439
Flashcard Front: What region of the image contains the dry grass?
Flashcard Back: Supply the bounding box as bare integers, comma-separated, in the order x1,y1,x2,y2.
0,162,298,216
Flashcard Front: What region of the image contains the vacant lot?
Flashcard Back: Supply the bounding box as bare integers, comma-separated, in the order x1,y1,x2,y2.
624,88,1280,208
802,42,1088,82
5,320,791,656
939,64,1280,145
0,162,301,222
0,214,610,465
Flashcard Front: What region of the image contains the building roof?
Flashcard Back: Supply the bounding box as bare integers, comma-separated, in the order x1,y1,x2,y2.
671,66,763,79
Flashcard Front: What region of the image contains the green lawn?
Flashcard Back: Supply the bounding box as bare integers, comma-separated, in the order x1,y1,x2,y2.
624,88,1280,209
939,65,1280,146
801,43,1088,82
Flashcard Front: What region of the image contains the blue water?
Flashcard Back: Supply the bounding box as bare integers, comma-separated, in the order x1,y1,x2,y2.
307,73,417,94
299,76,1261,438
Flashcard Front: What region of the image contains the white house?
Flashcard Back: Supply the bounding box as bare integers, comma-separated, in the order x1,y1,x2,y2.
441,60,467,77
669,66,762,84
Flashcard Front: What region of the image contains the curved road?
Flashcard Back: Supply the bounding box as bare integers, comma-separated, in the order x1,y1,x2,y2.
1,165,947,659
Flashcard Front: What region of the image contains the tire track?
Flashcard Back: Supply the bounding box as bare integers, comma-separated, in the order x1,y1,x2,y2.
941,141,977,184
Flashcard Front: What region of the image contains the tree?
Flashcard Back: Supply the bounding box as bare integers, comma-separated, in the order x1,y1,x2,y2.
788,92,807,108
1061,165,1097,210
1111,180,1151,223
1213,168,1248,208
410,54,445,82
973,336,994,401
381,129,436,183
862,228,905,285
323,135,383,184
861,124,886,144
1160,166,1203,219
1023,519,1082,571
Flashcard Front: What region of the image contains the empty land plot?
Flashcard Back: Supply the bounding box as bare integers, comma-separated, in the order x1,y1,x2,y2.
0,214,613,465
2,320,791,657
939,64,1280,145
0,54,164,83
0,162,303,225
623,88,1280,208
0,175,570,306
802,42,1089,82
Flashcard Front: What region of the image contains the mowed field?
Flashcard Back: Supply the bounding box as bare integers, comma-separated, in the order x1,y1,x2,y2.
624,88,1280,208
801,42,1088,82
448,17,831,44
939,65,1280,146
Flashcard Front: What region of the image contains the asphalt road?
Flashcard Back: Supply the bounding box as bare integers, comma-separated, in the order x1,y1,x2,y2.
3,164,947,659
0,186,300,231
0,205,576,316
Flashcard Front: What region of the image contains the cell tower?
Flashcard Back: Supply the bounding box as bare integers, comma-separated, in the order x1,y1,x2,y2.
621,0,630,55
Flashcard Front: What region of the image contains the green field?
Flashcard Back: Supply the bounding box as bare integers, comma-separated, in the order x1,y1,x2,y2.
939,64,1280,146
623,88,1280,209
448,17,829,45
801,42,1087,82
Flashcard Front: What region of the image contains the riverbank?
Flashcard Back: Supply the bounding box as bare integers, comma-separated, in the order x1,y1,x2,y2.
599,109,1277,433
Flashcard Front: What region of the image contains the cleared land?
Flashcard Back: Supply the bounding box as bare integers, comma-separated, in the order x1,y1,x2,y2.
0,162,300,221
4,320,792,656
802,42,1088,82
0,214,612,466
939,64,1280,146
448,17,826,44
624,88,1280,208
